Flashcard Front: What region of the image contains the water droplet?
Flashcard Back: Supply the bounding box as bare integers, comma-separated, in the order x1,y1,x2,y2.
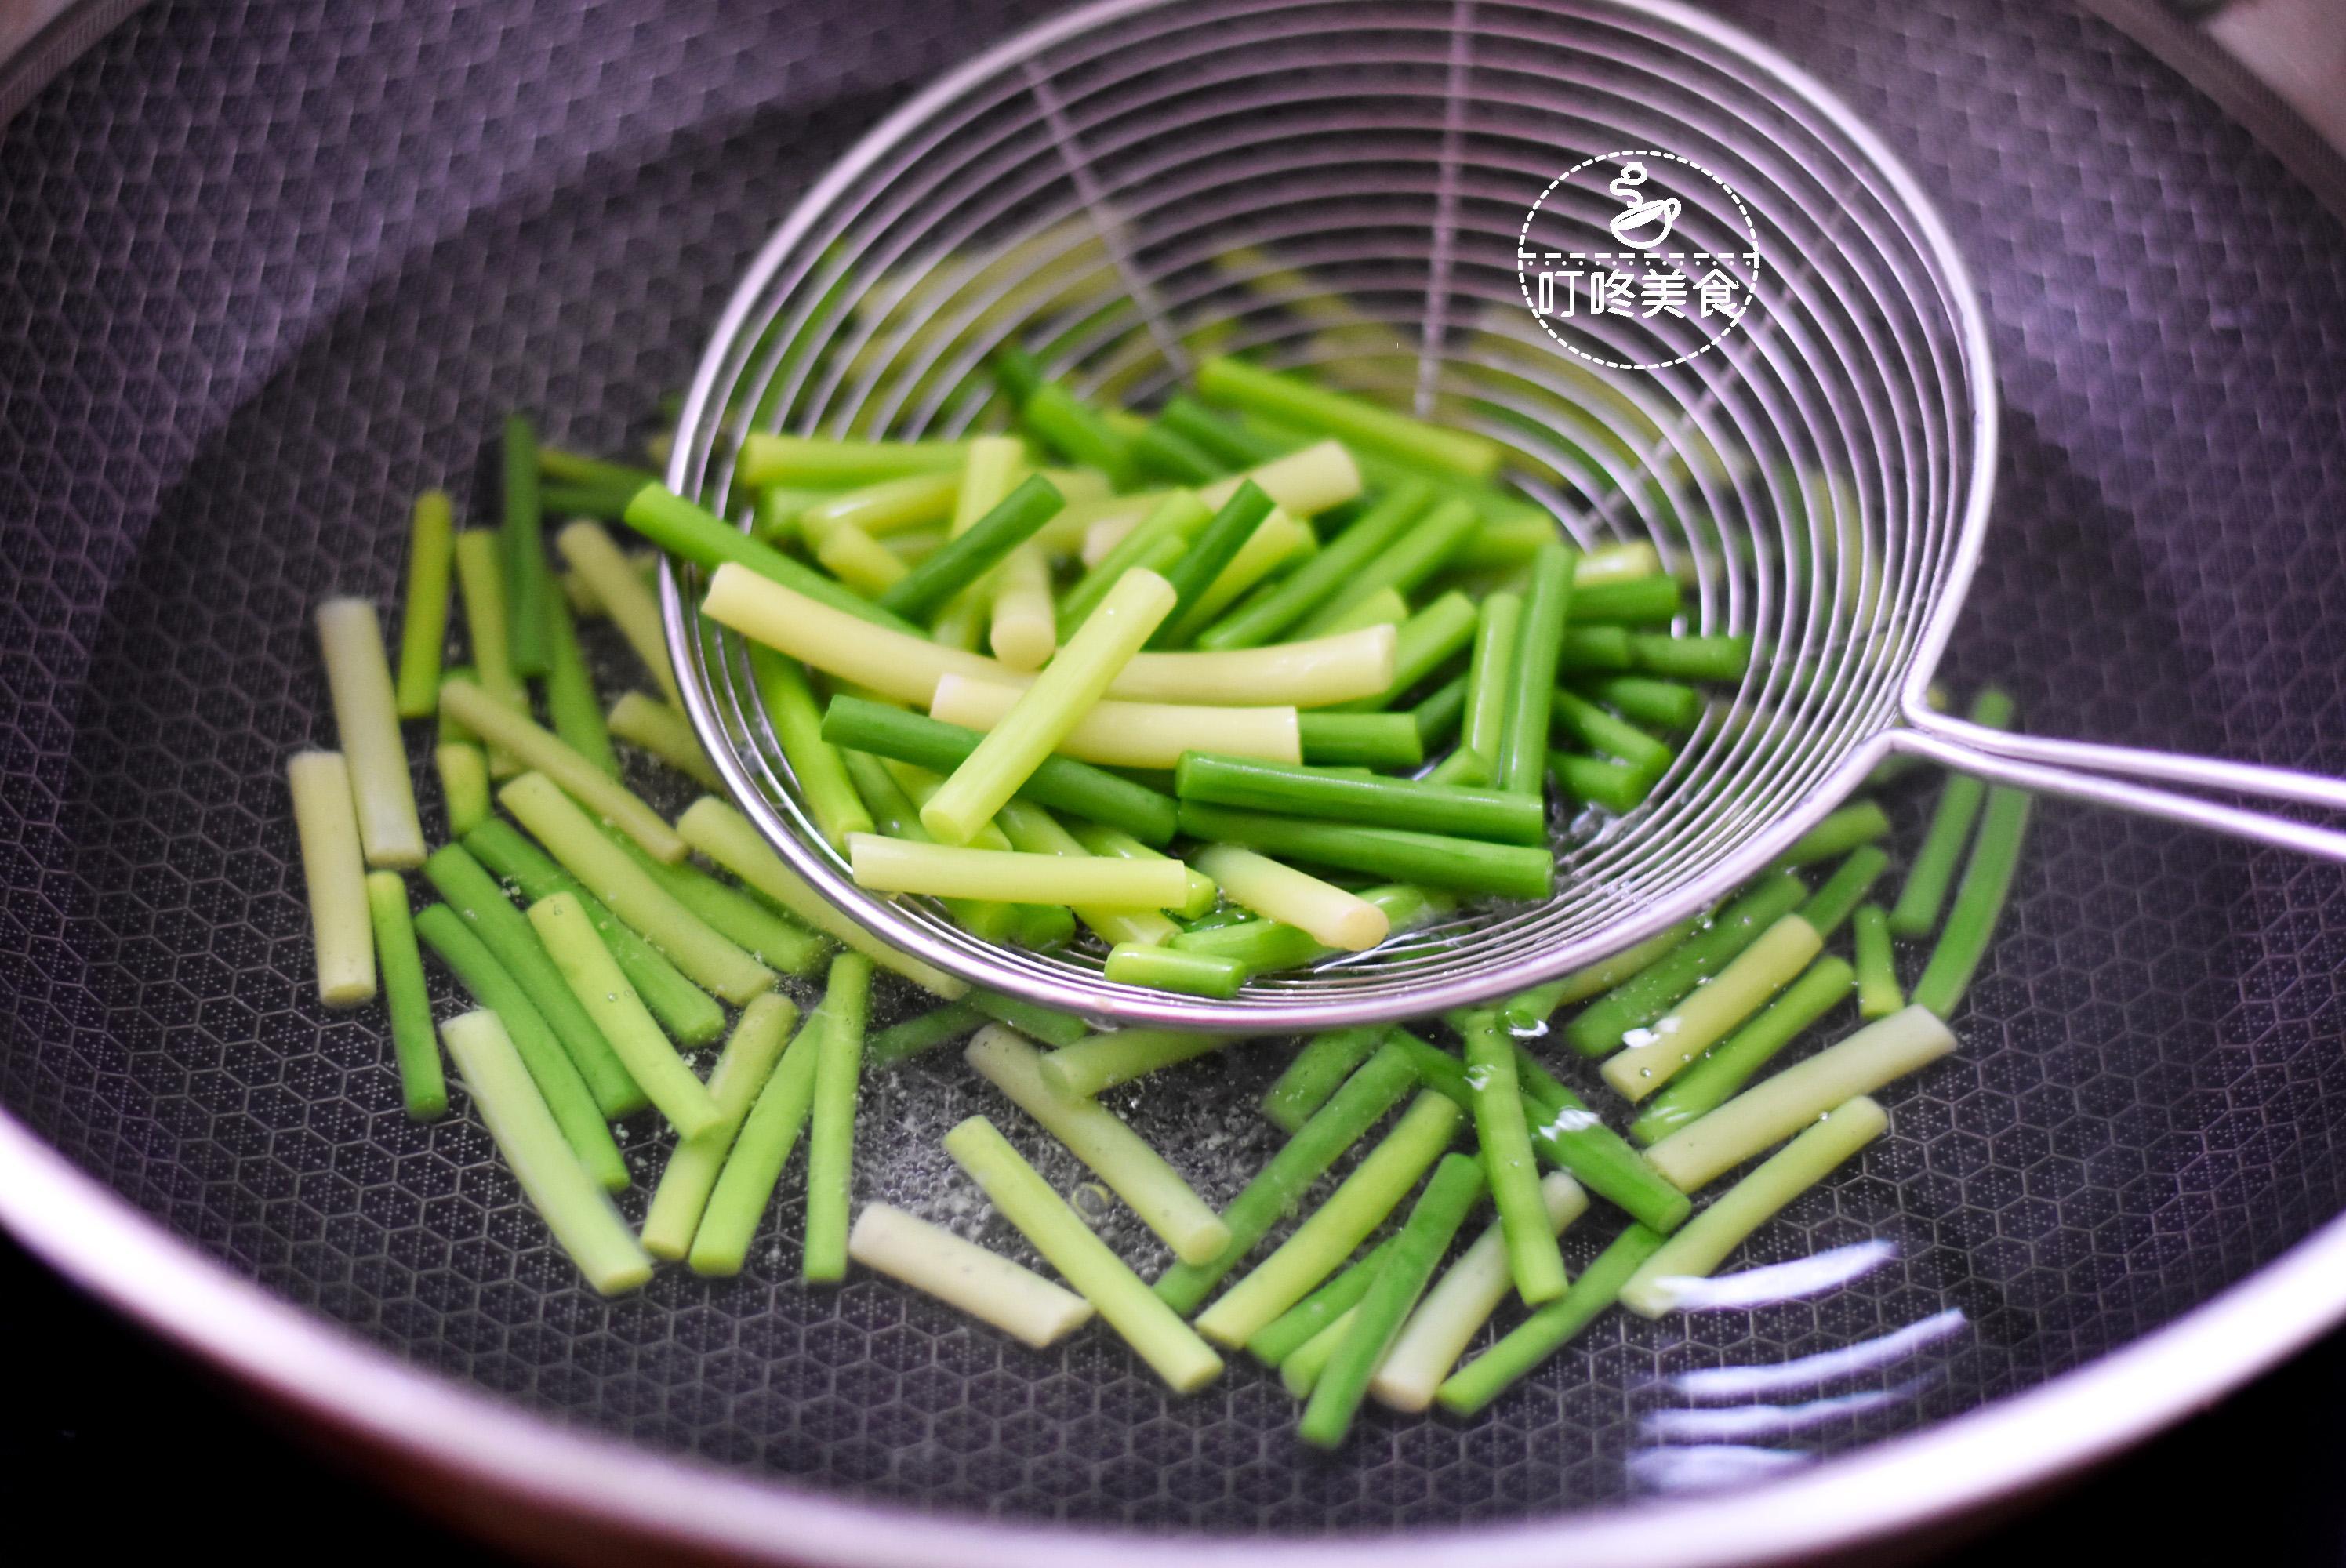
1543,1105,1600,1135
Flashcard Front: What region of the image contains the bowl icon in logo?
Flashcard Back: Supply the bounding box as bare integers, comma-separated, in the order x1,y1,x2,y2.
1518,148,1763,370
1607,162,1679,250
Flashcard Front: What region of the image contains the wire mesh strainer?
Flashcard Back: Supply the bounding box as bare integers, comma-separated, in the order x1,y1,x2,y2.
9,0,2346,1555
665,0,2346,1033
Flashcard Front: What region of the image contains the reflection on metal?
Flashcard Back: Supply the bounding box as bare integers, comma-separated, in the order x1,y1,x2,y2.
1657,1238,1897,1311
1643,1381,1929,1442
1626,1443,1811,1494
1666,1308,1969,1402
1632,1248,1964,1494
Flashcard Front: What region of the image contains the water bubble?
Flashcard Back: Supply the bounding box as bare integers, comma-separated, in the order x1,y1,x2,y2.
1543,1105,1601,1135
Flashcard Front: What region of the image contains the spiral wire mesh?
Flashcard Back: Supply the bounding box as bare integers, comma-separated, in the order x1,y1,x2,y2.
665,0,1995,1029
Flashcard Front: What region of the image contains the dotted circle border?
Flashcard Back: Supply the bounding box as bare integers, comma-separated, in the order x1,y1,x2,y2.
1514,148,1766,372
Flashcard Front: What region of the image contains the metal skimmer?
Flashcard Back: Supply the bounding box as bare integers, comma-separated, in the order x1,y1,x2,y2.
666,0,2346,1031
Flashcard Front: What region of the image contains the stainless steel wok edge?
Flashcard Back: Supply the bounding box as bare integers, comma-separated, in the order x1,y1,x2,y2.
2,1,2342,1562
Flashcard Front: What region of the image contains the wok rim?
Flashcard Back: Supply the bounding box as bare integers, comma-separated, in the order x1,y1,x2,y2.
6,1101,2346,1564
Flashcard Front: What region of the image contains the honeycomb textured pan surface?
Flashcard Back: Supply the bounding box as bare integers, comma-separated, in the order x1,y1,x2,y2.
0,0,2344,1532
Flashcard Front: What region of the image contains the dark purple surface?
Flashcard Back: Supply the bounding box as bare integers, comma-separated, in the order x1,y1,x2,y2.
2,0,2345,1543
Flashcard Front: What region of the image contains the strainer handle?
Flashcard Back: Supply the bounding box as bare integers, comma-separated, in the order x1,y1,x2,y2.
1894,710,2346,862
